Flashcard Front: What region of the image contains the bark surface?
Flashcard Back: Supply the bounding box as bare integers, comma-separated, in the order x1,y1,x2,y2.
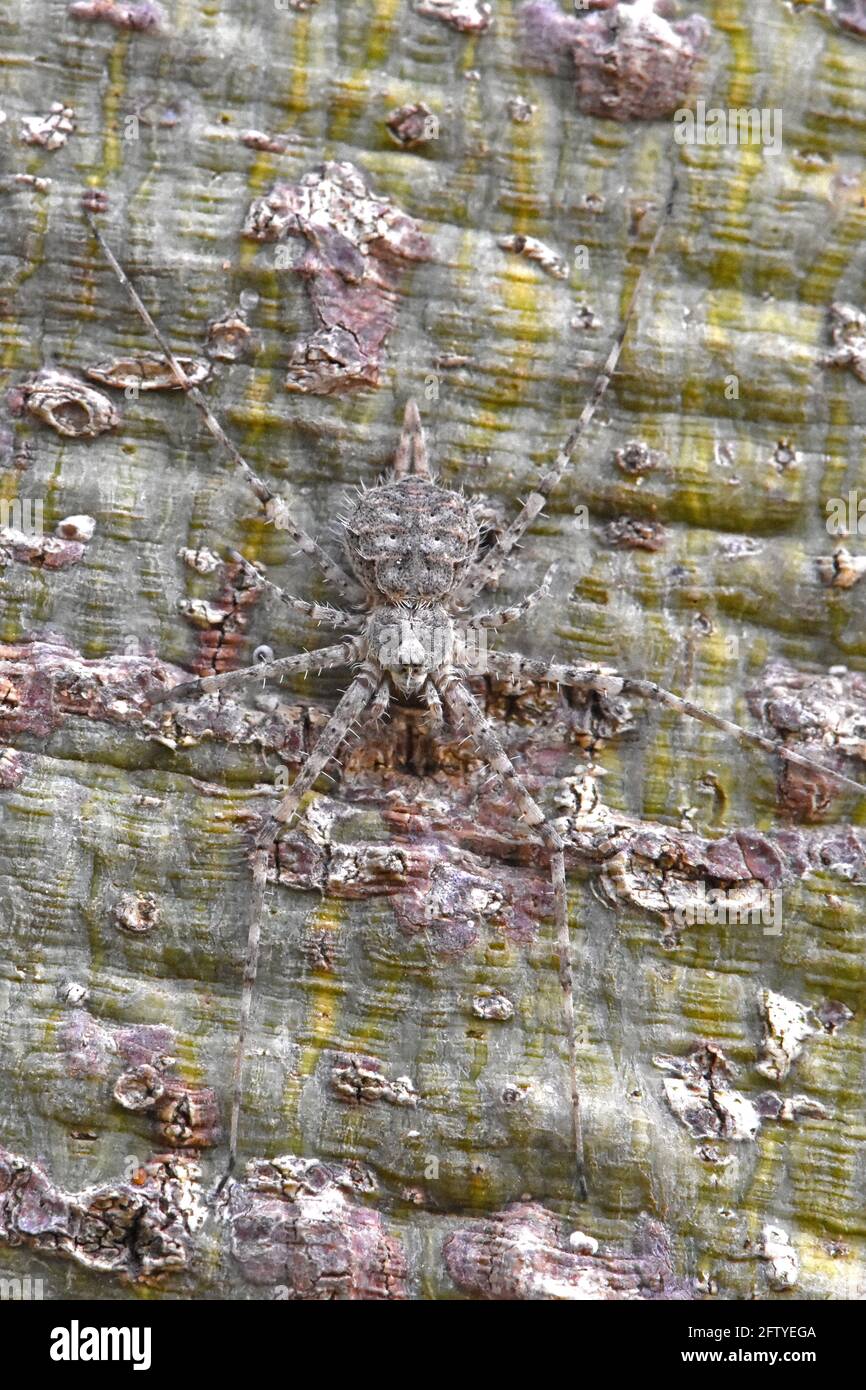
1,0,865,1299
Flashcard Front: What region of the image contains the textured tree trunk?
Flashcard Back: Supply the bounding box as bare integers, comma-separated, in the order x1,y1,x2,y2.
1,0,865,1300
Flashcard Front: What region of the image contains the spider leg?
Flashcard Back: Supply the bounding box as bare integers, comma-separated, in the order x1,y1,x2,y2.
152,638,360,704
456,178,677,605
228,550,364,631
221,670,377,1190
393,399,431,480
266,669,377,832
463,564,556,631
487,650,626,695
487,650,866,798
438,675,586,1199
84,211,362,603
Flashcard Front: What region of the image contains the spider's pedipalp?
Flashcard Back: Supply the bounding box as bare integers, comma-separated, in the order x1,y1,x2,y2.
423,678,445,734
465,563,558,631
366,679,392,726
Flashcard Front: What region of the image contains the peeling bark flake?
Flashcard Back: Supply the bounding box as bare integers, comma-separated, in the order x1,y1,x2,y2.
243,162,432,394
519,0,709,122
444,1204,691,1300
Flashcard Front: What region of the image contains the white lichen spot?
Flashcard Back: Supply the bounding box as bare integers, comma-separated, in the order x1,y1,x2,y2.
206,310,253,362
415,0,493,32
506,95,536,123
21,370,120,438
21,103,75,151
85,353,211,391
823,301,866,382
757,989,815,1083
179,547,222,575
758,1224,799,1290
57,980,89,1006
177,598,228,628
472,990,514,1021
654,1048,761,1142
817,546,866,589
330,1058,418,1108
114,891,160,935
55,515,96,543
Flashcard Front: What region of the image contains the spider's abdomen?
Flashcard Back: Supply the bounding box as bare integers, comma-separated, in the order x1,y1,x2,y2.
344,478,478,601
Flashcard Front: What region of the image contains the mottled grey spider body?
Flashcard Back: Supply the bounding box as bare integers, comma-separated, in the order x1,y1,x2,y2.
85,200,866,1199
345,471,480,604
344,428,479,700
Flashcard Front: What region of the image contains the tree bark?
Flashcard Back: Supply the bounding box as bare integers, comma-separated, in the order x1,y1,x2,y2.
1,0,865,1300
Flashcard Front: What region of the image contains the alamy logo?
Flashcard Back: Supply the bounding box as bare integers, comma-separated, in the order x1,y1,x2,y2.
826,491,866,535
674,100,783,155
375,621,488,674
0,1275,44,1299
0,497,44,536
673,883,782,935
50,1321,152,1372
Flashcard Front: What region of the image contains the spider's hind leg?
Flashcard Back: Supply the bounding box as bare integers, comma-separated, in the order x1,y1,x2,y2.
218,670,377,1192
438,675,587,1199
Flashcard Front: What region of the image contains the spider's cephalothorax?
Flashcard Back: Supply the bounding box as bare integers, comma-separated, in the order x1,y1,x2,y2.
366,604,455,697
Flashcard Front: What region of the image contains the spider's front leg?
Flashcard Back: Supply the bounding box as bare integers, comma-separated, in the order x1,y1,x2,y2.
85,211,364,605
438,675,586,1199
228,551,365,633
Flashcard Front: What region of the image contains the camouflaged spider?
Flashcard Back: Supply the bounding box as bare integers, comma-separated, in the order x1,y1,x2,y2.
86,202,866,1198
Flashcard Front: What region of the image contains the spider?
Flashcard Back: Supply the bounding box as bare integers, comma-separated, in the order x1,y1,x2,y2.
85,197,866,1200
